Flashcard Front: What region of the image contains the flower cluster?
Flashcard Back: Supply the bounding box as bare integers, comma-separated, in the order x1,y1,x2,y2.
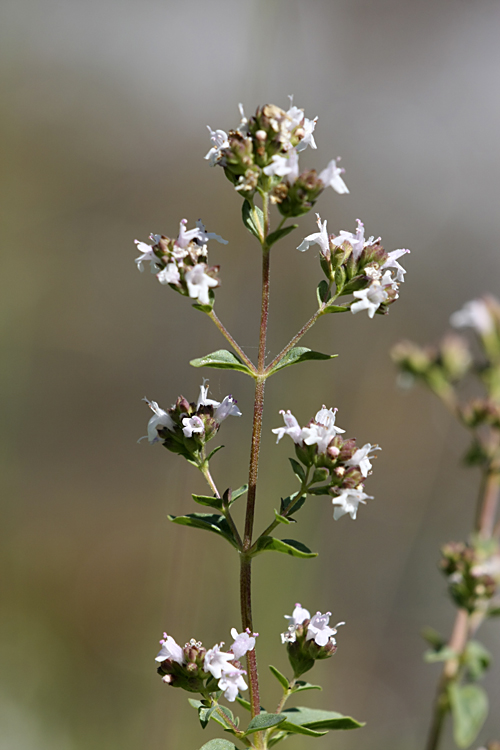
141,381,241,463
298,214,409,318
281,603,344,678
155,627,257,702
441,540,500,615
134,219,227,309
272,406,379,520
205,99,348,217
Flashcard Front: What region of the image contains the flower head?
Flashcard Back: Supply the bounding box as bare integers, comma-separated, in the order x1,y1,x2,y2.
331,488,373,520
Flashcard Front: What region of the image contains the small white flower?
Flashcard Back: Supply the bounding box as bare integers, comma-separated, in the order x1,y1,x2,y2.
272,410,303,445
263,148,299,183
286,96,318,151
182,415,204,438
450,299,494,336
195,219,228,245
331,488,373,520
157,263,181,285
215,396,242,421
204,643,235,679
176,218,227,250
197,381,220,409
381,248,410,283
301,406,345,454
134,240,161,273
230,628,256,660
306,612,344,647
351,275,395,318
297,213,329,256
318,158,349,194
471,554,500,580
218,668,248,702
237,103,249,135
185,263,219,306
205,127,229,166
284,603,310,627
155,633,185,665
332,219,366,261
141,398,175,444
345,443,381,477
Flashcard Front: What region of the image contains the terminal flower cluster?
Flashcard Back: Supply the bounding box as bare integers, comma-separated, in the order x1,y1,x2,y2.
273,407,380,520
134,219,227,308
280,603,344,678
441,540,500,615
155,627,257,702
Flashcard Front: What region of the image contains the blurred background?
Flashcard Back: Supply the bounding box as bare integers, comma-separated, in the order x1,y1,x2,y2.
2,0,500,748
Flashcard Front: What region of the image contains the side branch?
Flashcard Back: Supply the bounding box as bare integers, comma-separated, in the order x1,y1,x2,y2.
208,309,257,373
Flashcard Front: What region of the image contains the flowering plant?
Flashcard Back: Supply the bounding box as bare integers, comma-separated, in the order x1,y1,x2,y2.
134,98,409,750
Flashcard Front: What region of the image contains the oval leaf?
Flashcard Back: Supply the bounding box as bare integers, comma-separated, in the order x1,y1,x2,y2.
269,347,337,375
192,493,224,510
269,665,289,690
449,683,489,748
242,200,264,241
254,536,317,558
291,681,322,693
168,513,239,548
316,279,331,306
282,706,364,731
199,741,237,750
279,721,327,737
190,350,254,376
321,302,350,315
245,713,286,735
266,224,298,247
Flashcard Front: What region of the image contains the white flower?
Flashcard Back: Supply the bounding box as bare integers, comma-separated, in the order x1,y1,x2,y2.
332,219,366,261
195,219,228,246
381,248,410,283
157,263,181,285
176,218,227,250
331,488,373,520
471,554,500,580
134,240,160,273
182,415,205,438
204,643,235,679
285,603,310,627
450,299,494,335
301,406,345,454
351,273,397,318
155,633,185,665
205,127,229,166
318,158,349,194
185,263,219,306
197,381,220,408
218,668,248,702
306,612,344,647
272,410,303,445
345,443,381,477
297,214,329,256
215,396,242,421
237,103,249,135
141,398,175,444
286,96,318,151
230,628,256,660
263,148,299,183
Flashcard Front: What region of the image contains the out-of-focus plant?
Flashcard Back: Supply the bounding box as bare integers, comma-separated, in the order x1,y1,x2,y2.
134,98,409,750
393,296,500,750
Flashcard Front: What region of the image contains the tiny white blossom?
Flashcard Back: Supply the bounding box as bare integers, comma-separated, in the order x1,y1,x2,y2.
286,96,318,151
272,410,303,445
450,299,494,335
204,644,235,679
318,158,349,194
331,488,373,520
141,398,175,444
218,668,248,702
332,219,367,261
285,603,310,627
345,443,381,477
155,633,184,665
297,214,329,256
182,415,205,438
471,554,500,580
185,263,219,306
351,273,396,318
302,406,345,454
306,612,344,647
263,148,299,183
157,263,181,285
197,382,220,408
230,628,256,660
215,396,242,421
205,127,229,166
134,240,160,273
237,103,249,135
195,219,228,246
381,248,410,283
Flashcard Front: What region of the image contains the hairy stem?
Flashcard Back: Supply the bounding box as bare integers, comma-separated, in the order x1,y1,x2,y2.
208,309,257,374
265,306,326,374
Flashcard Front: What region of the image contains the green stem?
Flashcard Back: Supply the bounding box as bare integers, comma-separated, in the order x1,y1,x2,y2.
208,310,257,374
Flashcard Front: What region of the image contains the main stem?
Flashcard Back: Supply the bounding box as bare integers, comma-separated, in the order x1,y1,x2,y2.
241,195,271,738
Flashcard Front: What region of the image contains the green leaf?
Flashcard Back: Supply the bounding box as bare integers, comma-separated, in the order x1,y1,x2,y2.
269,347,337,375
190,350,254,376
289,458,306,482
210,706,237,731
206,445,225,462
244,713,287,735
192,493,224,511
242,200,264,240
199,740,237,750
235,695,252,712
308,485,331,496
253,536,317,558
266,224,298,248
269,665,289,690
278,722,327,737
316,279,331,306
449,683,488,748
424,647,457,663
280,493,306,516
168,513,239,548
321,301,350,315
230,484,248,503
274,509,293,525
463,640,491,681
291,681,322,693
198,705,217,729
421,627,446,651
281,706,364,731
189,699,204,709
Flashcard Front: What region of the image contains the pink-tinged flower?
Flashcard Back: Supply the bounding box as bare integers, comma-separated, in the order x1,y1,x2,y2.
381,248,410,283
155,633,185,665
181,415,205,438
205,127,229,166
185,263,219,306
230,628,257,660
272,410,303,445
218,668,248,702
140,398,175,444
204,643,235,679
263,148,299,183
331,488,373,520
318,158,349,194
157,263,180,285
345,443,381,477
215,396,242,421
285,603,310,628
297,213,329,256
306,612,344,647
450,299,494,335
134,240,161,273
332,219,367,261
